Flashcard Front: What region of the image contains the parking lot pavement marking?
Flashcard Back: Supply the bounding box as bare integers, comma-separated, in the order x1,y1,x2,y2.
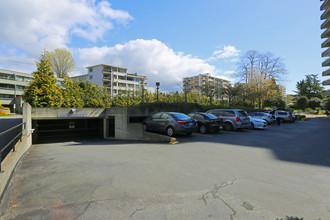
193,133,213,137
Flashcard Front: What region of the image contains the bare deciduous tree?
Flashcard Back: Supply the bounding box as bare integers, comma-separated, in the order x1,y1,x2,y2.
236,50,287,83
45,48,75,78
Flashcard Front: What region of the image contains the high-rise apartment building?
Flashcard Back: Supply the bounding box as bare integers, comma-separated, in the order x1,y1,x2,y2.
321,0,330,95
72,64,147,97
183,73,230,100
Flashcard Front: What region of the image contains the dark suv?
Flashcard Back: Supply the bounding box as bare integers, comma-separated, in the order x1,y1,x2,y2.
143,112,197,137
206,109,251,131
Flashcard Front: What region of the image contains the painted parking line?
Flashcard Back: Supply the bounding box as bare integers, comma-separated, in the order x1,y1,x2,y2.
193,133,214,137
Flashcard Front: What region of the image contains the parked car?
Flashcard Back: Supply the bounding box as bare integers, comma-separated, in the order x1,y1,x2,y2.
206,109,251,131
249,112,275,124
187,112,221,133
249,116,268,129
270,110,293,123
143,112,197,137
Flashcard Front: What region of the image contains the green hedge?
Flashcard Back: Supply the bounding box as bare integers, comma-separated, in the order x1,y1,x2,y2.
297,115,306,120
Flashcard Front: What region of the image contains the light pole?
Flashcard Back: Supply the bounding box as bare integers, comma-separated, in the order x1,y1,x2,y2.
184,81,188,102
156,82,160,102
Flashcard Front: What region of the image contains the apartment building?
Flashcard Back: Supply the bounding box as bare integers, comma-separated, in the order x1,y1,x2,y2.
70,74,88,82
183,73,230,100
321,0,330,95
0,69,33,112
0,68,64,112
73,64,147,97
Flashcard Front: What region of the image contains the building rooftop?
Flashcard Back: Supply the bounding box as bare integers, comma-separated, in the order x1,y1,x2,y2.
86,64,128,70
0,68,33,78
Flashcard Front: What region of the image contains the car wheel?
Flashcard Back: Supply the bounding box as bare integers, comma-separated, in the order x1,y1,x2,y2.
166,126,175,137
143,123,148,131
250,122,255,129
199,125,207,134
224,122,233,131
263,119,269,125
280,118,284,123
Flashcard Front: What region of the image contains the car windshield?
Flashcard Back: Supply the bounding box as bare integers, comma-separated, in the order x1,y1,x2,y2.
171,113,190,120
203,113,218,119
238,111,248,117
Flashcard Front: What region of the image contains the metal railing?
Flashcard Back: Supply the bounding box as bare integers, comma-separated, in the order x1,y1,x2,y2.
0,122,25,172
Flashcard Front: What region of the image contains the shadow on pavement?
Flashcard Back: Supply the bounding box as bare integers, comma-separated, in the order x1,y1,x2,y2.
45,118,330,168
179,118,330,168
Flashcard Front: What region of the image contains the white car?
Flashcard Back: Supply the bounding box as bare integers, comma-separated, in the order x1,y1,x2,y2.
249,112,275,124
249,116,268,129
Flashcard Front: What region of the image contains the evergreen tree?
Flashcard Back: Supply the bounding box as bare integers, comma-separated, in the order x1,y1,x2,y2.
295,74,324,99
23,56,62,107
61,76,84,108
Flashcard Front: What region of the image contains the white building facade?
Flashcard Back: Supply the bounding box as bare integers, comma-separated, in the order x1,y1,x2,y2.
72,64,147,98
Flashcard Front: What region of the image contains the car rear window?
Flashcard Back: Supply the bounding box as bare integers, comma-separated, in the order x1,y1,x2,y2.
203,113,218,119
238,111,248,117
171,113,190,120
151,113,162,119
277,112,288,116
223,111,235,116
161,113,172,119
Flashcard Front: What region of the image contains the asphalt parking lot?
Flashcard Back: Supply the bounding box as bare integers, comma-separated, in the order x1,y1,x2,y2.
0,118,330,220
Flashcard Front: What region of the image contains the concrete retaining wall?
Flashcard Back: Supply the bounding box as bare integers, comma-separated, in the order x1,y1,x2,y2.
32,107,105,119
0,103,32,200
105,107,172,142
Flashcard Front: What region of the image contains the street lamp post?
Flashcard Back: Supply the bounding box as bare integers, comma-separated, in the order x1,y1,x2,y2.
184,82,188,102
156,82,160,102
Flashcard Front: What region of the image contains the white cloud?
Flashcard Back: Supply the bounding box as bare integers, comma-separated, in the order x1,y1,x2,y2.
99,1,133,23
207,45,240,61
223,70,235,75
0,0,133,57
77,39,218,91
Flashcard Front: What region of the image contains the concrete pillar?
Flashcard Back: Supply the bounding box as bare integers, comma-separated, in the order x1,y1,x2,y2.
103,118,107,139
22,102,32,137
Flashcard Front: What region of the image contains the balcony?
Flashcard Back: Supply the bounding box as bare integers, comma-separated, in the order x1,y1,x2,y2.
323,68,330,76
321,17,330,30
321,0,330,11
322,28,330,39
322,57,330,67
322,47,330,57
322,6,330,20
323,78,330,86
322,38,330,48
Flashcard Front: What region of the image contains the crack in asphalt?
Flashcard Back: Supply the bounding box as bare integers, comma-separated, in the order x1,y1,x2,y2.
199,179,237,220
129,207,146,218
76,201,92,218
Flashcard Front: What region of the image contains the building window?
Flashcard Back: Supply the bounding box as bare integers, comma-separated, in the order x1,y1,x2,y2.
89,75,93,80
89,68,93,72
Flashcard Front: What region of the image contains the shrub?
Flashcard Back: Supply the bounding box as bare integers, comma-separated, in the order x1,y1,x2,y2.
322,99,330,111
293,109,302,113
307,97,322,109
305,108,312,113
297,115,306,120
0,110,9,116
296,96,308,109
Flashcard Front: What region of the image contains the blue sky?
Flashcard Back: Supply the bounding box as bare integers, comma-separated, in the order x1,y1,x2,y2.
0,0,325,94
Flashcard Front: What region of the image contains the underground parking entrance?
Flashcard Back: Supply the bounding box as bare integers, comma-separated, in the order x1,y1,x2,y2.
32,118,104,144
29,106,173,144
31,108,107,144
